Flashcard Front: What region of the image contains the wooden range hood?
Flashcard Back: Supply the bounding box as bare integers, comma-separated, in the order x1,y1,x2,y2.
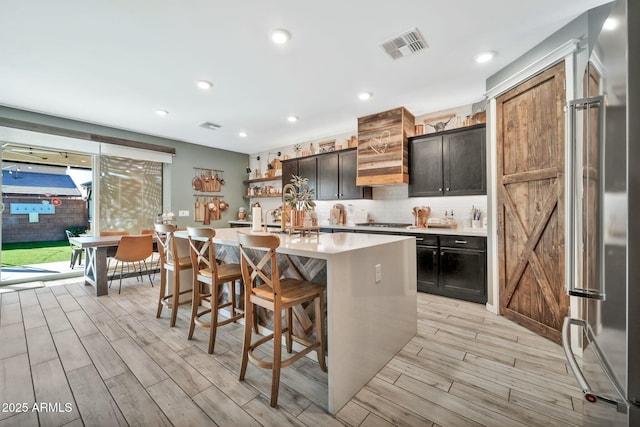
356,107,415,186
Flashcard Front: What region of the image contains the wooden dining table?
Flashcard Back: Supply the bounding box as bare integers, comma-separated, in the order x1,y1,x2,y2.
68,234,158,296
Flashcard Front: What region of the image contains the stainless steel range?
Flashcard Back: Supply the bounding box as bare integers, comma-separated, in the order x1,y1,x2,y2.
355,222,412,228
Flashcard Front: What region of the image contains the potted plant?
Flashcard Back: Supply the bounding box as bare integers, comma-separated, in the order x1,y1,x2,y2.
282,175,315,227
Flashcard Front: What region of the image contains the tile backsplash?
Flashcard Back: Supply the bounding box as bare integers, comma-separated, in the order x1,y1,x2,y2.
254,184,487,229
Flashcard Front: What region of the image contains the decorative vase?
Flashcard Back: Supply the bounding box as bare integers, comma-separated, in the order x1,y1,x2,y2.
292,210,306,227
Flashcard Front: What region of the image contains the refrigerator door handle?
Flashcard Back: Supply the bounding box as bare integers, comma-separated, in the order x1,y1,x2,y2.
564,97,607,300
562,317,629,413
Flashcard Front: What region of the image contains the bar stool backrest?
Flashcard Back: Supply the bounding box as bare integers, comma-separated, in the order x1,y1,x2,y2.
237,232,282,298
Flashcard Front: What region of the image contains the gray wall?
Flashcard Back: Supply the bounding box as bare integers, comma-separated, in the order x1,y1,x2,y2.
0,106,250,230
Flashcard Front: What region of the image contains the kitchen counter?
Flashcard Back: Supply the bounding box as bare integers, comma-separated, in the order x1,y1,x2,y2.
176,228,417,414
228,220,487,237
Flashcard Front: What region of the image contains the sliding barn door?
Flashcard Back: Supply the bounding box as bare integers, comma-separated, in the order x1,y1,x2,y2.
496,61,569,343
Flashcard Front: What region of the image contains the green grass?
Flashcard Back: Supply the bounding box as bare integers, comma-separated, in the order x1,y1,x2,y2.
1,241,71,266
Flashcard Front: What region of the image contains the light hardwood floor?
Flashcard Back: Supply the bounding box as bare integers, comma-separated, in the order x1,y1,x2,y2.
0,277,595,426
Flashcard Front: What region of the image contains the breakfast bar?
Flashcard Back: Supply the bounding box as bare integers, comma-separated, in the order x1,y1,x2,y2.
178,228,417,414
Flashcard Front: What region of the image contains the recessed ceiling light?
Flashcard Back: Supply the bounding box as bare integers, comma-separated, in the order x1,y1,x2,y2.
271,28,291,44
239,131,248,138
196,80,213,90
287,115,298,123
603,18,618,31
474,51,496,64
155,109,169,116
358,92,373,101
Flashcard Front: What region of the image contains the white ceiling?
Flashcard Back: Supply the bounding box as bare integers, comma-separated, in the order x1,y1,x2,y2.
0,0,610,155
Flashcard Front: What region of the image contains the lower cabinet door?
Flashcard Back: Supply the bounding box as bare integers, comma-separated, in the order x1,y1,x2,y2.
439,247,487,303
417,245,439,293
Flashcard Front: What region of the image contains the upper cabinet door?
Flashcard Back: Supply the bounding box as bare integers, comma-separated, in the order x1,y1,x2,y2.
297,157,317,200
339,150,362,199
281,159,298,186
443,126,486,196
409,135,443,197
317,153,339,200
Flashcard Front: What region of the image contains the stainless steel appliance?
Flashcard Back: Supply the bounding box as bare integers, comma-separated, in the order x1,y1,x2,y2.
562,1,639,424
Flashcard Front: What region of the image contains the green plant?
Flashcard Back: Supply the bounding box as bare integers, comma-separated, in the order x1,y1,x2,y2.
64,225,87,238
283,175,316,211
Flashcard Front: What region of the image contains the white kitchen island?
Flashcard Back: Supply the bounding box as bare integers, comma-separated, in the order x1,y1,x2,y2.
179,228,417,414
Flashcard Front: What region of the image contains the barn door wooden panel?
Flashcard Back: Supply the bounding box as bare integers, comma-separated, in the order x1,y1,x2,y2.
496,61,569,343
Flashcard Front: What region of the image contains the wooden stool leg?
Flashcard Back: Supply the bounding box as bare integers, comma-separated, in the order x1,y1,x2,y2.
285,308,293,353
316,293,327,372
156,265,166,318
208,283,220,354
253,306,259,334
229,280,237,320
270,303,283,407
170,269,180,327
239,296,253,381
188,281,200,340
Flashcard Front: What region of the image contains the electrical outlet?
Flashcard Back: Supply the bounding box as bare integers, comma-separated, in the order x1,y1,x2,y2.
178,210,189,217
375,264,382,283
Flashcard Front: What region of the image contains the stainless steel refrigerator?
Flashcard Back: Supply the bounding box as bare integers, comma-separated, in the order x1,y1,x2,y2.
562,0,639,425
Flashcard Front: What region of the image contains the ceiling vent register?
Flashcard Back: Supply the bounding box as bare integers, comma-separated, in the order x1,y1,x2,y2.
200,122,222,130
379,28,428,60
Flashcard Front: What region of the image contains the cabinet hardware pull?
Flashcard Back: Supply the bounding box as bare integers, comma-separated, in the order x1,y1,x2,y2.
446,187,450,191
454,240,467,244
416,238,424,242
438,188,442,191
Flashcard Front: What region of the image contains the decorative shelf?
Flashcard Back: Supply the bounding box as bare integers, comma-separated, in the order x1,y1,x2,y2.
243,195,282,199
244,176,282,184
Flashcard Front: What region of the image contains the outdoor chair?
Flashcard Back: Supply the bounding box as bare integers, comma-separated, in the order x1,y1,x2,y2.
65,230,83,269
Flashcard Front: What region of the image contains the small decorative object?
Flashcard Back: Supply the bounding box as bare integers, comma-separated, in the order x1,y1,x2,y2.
238,207,246,220
319,139,336,153
309,143,316,154
414,124,424,135
424,115,454,132
294,144,302,158
348,135,358,148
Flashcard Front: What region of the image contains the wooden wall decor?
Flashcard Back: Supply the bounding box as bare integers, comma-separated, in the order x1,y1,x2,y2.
356,107,415,185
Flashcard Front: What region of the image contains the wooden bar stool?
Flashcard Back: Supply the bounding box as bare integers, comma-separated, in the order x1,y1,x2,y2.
154,224,193,327
237,232,327,407
187,227,244,354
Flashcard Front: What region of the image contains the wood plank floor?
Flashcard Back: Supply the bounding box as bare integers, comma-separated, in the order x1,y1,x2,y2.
0,277,594,426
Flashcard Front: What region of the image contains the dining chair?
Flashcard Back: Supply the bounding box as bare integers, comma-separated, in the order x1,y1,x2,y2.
109,234,154,294
186,226,244,354
154,224,192,326
65,230,83,269
237,232,327,407
100,230,130,272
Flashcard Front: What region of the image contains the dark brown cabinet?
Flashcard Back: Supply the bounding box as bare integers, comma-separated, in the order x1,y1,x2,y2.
415,235,439,293
409,124,486,197
281,157,318,200
417,234,487,304
317,149,371,200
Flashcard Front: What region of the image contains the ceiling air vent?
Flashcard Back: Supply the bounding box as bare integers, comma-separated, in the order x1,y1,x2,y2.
379,27,428,60
200,122,222,130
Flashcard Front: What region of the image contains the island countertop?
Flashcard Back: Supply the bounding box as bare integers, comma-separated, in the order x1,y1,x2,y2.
176,227,416,259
